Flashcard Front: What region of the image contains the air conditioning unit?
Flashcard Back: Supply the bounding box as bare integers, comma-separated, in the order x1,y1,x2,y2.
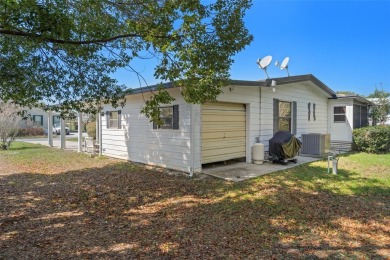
301,133,330,156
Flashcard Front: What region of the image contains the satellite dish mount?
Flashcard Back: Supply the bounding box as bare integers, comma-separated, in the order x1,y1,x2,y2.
256,55,272,79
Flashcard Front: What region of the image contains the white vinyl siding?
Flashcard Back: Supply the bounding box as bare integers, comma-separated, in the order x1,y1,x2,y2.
260,81,330,151
101,88,195,173
101,80,332,173
18,108,61,132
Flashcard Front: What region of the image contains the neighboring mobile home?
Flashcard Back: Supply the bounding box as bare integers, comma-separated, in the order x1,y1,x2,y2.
20,108,82,133
100,74,346,174
19,107,61,130
367,97,390,125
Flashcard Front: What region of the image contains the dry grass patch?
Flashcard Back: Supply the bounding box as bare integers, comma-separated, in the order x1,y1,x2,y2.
1,143,389,259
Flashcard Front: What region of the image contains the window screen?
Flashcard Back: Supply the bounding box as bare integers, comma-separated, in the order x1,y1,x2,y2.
334,106,346,122
33,115,43,126
109,111,118,128
153,105,179,130
159,107,173,129
106,110,121,129
278,101,292,131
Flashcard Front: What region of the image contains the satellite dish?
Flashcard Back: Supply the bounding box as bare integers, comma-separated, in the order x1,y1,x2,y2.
256,55,272,78
275,57,290,76
280,57,289,69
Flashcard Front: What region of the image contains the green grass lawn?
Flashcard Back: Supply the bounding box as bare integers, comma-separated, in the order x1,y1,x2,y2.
16,135,55,139
17,135,81,142
1,142,389,259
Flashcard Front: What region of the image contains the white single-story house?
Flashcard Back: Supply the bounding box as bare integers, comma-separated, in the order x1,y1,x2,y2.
19,107,61,130
98,74,370,174
20,108,86,132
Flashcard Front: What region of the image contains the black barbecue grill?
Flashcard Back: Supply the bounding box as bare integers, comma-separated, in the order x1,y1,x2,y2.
269,131,302,165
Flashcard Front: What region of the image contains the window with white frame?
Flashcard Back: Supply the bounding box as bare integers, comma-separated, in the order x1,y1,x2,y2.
53,115,60,125
278,101,292,132
159,106,173,129
274,99,297,134
334,106,346,122
33,115,43,126
109,111,118,128
106,110,121,129
153,105,179,130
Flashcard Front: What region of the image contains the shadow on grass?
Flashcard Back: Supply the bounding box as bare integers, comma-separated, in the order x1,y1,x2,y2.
1,160,389,259
278,164,390,196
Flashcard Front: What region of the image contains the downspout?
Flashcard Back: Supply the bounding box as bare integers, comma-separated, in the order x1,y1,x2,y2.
95,114,99,146
99,110,103,156
259,86,262,143
189,104,195,178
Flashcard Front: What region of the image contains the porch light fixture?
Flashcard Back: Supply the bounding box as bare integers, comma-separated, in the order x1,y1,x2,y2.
271,80,277,92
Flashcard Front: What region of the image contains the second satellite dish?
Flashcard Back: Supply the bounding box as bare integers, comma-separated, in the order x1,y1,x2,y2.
275,57,290,76
256,55,272,78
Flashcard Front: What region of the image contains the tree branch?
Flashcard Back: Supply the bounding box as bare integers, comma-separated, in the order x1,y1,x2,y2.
0,29,174,45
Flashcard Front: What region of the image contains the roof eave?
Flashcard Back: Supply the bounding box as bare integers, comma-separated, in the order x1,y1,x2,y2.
125,74,336,98
331,94,373,105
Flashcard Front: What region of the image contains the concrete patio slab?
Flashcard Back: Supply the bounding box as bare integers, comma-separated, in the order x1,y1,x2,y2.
202,156,319,182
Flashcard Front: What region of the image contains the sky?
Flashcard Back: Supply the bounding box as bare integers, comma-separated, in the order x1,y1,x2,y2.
114,0,390,96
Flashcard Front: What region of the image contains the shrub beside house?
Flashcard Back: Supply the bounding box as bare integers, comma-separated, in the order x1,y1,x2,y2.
353,125,390,153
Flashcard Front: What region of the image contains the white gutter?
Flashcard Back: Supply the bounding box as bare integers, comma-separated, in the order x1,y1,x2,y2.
98,111,103,156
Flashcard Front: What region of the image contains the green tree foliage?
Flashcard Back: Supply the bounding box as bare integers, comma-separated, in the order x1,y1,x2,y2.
0,0,253,121
368,89,390,125
367,89,390,98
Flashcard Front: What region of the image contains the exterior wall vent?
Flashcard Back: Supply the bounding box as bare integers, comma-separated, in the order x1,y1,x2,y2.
301,133,330,156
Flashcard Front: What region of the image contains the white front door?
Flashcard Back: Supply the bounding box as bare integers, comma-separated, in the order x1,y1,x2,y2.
330,105,352,142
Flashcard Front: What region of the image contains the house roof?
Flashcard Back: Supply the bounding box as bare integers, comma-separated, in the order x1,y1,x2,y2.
128,74,337,98
367,97,390,105
332,94,373,105
241,74,336,98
